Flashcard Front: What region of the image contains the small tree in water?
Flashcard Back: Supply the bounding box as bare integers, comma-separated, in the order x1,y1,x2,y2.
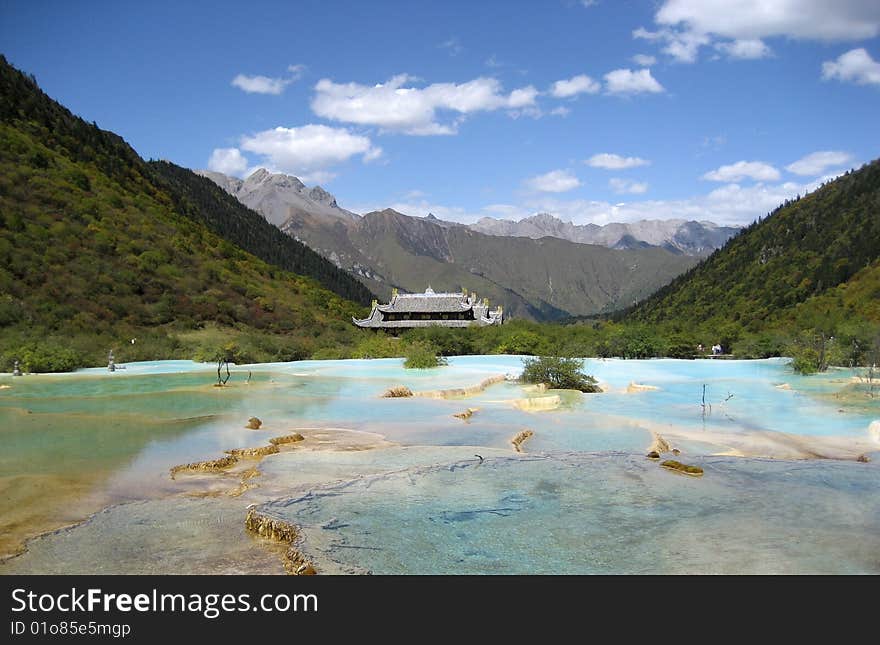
521,355,601,392
788,330,831,374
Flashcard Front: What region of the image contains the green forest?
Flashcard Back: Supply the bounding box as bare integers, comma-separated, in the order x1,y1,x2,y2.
617,158,880,371
0,56,370,371
1,55,878,374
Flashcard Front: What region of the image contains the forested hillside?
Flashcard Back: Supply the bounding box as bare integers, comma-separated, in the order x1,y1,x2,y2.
0,55,371,306
619,159,880,368
148,160,372,305
629,159,880,329
0,55,368,370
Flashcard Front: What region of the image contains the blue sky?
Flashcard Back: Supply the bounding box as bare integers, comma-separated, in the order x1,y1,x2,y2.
2,0,879,225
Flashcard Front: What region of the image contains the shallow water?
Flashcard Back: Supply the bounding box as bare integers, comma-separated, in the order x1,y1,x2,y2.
268,451,880,575
1,356,878,573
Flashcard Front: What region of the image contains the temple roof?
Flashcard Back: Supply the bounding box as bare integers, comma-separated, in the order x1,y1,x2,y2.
352,288,503,328
354,318,481,328
377,293,472,313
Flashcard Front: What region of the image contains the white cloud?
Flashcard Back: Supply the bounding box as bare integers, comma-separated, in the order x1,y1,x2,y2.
522,178,821,226
439,37,463,56
637,2,880,64
822,48,880,85
609,178,649,194
656,0,880,42
508,106,545,120
634,26,709,63
207,148,249,176
702,160,781,182
580,0,598,6
550,74,601,97
287,64,307,80
295,170,338,185
231,65,306,95
524,170,582,193
508,85,540,107
632,54,657,66
550,106,571,117
482,203,532,219
701,134,727,150
485,54,503,68
702,181,813,221
362,147,384,163
586,153,651,169
235,125,381,181
715,38,773,59
604,68,665,94
311,75,538,135
231,74,291,95
786,150,853,175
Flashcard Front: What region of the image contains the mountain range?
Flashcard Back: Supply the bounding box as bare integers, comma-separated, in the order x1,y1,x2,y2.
470,213,739,256
199,168,738,257
199,169,738,320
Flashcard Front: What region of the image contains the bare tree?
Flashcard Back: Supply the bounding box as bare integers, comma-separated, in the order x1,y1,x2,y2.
217,358,231,386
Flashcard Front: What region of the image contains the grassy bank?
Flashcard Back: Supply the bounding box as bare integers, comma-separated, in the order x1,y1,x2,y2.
6,317,878,375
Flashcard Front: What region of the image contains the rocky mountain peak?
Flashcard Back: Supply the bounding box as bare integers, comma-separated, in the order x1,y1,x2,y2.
246,168,270,183
243,169,305,192
527,212,562,225
307,186,337,207
198,168,357,227
195,170,243,195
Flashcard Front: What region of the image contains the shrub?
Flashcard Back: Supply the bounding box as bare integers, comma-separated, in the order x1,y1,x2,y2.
789,346,821,374
663,334,698,359
403,341,447,369
8,342,85,373
352,332,401,359
787,330,832,374
520,355,600,392
733,332,786,359
310,346,348,360
494,330,544,355
403,326,476,356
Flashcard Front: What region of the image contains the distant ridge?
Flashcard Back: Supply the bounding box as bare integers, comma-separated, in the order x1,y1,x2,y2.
470,213,739,257
202,170,700,320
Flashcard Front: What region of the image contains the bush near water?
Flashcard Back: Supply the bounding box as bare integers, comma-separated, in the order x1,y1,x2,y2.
520,355,600,393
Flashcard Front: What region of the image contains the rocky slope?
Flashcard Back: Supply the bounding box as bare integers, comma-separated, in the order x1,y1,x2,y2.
197,168,358,228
